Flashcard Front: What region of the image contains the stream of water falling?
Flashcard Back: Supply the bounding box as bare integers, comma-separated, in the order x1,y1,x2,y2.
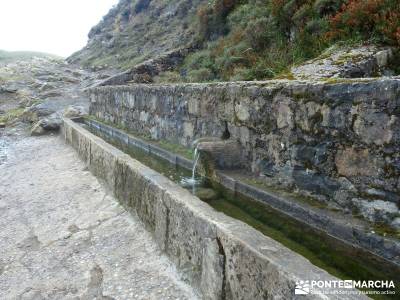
191,147,200,193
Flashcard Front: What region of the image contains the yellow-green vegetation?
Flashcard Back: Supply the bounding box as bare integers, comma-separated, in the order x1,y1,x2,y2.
322,77,375,84
153,71,182,83
0,108,25,125
275,71,295,80
373,222,400,238
241,177,328,209
155,140,193,160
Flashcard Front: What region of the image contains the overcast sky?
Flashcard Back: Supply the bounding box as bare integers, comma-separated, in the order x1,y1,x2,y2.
0,0,119,57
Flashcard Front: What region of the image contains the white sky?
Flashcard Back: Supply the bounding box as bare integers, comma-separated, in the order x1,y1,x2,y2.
0,0,119,57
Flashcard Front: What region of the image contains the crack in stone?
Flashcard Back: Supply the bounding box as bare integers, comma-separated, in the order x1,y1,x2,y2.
161,191,170,253
216,237,227,300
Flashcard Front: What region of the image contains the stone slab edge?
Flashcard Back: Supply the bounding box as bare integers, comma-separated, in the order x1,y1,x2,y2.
62,118,367,300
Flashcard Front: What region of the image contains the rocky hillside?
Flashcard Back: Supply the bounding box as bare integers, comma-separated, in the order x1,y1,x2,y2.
0,52,101,134
68,0,206,70
0,50,61,63
69,0,400,83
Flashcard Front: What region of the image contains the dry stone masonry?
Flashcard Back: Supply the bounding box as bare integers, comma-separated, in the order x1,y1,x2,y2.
87,78,400,228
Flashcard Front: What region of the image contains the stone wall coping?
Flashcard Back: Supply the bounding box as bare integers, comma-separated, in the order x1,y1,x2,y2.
86,76,400,92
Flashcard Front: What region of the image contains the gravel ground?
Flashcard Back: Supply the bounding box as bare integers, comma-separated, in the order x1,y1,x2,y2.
0,133,198,300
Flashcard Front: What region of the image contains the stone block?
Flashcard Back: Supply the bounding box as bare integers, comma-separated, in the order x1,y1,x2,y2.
352,199,399,223
353,107,394,145
88,136,119,191
197,140,243,170
335,148,382,177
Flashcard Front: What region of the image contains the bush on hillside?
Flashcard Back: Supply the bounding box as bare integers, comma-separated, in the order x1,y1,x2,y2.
328,0,400,45
197,0,241,41
181,0,400,82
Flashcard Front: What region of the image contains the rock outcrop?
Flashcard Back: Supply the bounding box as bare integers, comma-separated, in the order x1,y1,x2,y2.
68,0,206,71
0,54,95,128
63,105,87,119
31,117,62,136
98,47,193,85
291,45,395,80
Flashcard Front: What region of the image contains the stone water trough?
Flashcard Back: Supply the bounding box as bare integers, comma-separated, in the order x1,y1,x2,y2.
62,118,370,299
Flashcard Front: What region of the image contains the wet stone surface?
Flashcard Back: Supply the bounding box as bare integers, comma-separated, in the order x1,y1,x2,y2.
0,134,197,300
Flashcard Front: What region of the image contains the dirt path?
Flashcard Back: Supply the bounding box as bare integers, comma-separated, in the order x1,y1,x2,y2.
0,133,198,300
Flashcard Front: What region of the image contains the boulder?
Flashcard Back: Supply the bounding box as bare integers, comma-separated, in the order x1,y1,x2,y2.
30,122,46,136
24,103,55,123
291,45,394,80
40,91,62,99
0,86,18,93
63,105,87,118
31,117,62,136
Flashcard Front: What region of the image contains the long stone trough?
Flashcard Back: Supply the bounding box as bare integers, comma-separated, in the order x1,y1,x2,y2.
84,118,400,267
62,118,367,299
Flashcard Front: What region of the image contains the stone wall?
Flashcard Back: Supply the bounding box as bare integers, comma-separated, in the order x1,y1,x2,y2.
87,79,400,227
62,118,366,299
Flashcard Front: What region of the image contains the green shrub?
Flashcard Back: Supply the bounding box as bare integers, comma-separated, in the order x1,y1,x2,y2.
196,0,241,42
187,68,215,82
328,0,400,46
153,71,182,83
184,50,215,70
244,17,272,51
182,0,400,82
